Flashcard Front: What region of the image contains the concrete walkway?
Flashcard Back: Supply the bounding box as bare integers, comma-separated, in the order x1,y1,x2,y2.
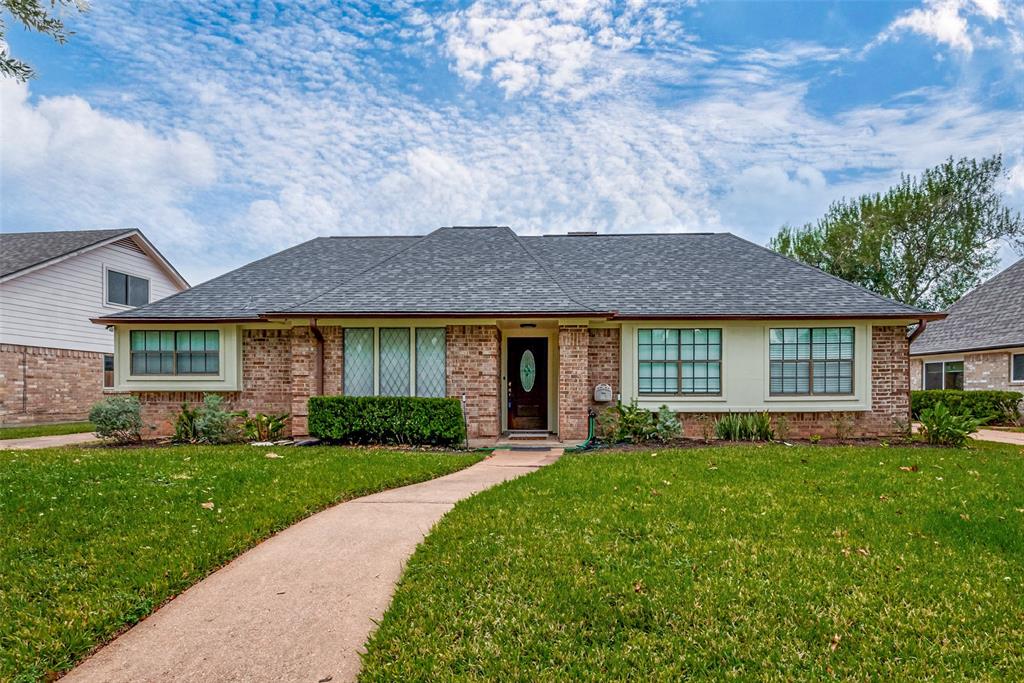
0,431,99,450
65,448,563,683
972,428,1024,446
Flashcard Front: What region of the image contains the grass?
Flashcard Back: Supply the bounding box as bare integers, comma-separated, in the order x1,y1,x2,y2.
0,422,94,440
362,442,1024,681
0,444,480,682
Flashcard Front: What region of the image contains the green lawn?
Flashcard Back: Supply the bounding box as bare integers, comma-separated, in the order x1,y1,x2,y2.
0,444,480,682
0,422,94,440
362,442,1024,681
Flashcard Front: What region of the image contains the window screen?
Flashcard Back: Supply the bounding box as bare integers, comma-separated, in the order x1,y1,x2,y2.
107,270,149,307
943,361,964,390
924,362,943,390
1014,354,1024,383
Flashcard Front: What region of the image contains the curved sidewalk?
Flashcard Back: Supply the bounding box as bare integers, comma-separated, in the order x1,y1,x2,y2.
65,448,562,683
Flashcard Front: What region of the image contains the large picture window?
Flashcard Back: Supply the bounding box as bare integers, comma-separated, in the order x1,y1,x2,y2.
130,330,219,375
638,328,721,395
924,360,963,390
344,327,446,398
769,327,853,395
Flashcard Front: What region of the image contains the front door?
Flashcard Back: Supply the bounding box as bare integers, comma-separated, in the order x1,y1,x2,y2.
507,337,548,431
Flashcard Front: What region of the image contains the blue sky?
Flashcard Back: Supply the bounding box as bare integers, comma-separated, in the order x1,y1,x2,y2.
2,0,1022,284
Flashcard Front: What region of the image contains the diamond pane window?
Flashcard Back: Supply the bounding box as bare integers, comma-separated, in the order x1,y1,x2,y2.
379,328,410,396
638,328,721,395
344,329,374,396
416,328,446,398
770,327,853,395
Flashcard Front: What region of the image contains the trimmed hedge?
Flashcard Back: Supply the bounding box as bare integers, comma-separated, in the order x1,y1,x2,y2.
308,396,467,447
911,389,1022,425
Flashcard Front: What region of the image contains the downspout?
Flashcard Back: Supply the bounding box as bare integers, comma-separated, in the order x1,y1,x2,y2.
309,318,325,396
906,319,927,429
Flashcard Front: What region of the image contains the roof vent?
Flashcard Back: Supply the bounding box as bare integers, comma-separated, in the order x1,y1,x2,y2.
567,231,598,236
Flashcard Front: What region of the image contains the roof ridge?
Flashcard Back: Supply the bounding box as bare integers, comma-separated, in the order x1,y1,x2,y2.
944,256,1024,313
278,228,446,313
511,228,598,312
724,233,933,315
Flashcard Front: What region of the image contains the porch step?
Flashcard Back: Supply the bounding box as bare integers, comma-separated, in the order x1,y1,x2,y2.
505,430,551,440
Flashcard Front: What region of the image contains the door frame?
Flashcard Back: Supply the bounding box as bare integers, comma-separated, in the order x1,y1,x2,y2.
501,327,558,433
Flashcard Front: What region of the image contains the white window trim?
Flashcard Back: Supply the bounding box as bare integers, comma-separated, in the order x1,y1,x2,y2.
1011,352,1024,384
923,359,964,390
114,325,240,392
103,265,151,309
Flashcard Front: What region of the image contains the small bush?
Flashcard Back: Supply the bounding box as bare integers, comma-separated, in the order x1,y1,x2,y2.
308,396,466,446
654,405,681,442
89,396,142,444
694,413,715,442
173,403,200,443
242,412,290,442
600,401,657,444
918,402,979,447
773,414,791,441
911,390,1022,425
831,412,854,440
714,412,774,441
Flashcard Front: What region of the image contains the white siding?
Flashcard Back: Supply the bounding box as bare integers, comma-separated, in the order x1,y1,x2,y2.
0,241,184,353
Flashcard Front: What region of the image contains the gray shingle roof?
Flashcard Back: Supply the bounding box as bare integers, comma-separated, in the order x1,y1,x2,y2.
911,258,1024,355
1,229,134,279
98,227,936,321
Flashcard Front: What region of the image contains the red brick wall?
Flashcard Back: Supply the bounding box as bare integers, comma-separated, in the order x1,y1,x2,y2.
323,326,344,395
673,325,911,439
588,328,620,414
446,325,500,438
558,325,590,440
135,328,300,438
0,344,107,425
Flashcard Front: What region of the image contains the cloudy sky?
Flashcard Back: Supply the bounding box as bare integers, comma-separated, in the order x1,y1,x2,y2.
2,0,1022,284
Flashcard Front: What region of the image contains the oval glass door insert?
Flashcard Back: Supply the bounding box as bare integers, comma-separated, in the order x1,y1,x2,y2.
520,349,536,392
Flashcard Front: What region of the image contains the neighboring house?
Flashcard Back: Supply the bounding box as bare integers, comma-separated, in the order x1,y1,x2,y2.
1,229,188,425
93,226,941,441
910,258,1024,393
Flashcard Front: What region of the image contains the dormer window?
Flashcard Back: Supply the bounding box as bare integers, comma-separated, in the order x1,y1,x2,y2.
107,269,149,307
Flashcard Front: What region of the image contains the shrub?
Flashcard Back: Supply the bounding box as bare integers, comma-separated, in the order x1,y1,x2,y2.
242,412,290,442
831,412,854,440
600,400,657,444
195,394,242,444
308,396,466,447
89,396,142,444
694,413,715,442
911,390,1022,425
773,414,791,441
918,402,979,447
654,405,681,441
714,412,774,441
171,395,243,444
173,403,200,443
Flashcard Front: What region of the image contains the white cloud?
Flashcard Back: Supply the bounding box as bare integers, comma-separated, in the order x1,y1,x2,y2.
869,0,1023,56
0,80,216,260
439,0,690,99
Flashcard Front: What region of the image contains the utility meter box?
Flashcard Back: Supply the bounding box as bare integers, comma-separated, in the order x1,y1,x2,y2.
593,383,613,403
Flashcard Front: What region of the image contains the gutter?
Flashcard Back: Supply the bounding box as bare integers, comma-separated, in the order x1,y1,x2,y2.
309,318,325,396
907,319,928,345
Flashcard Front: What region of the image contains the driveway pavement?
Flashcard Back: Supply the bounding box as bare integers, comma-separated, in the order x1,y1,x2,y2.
65,448,563,683
0,432,99,450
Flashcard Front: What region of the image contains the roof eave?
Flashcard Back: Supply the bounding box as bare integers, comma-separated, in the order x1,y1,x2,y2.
611,312,945,321
910,340,1024,356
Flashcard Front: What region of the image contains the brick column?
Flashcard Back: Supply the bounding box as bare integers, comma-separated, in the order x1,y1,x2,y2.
322,326,344,395
290,326,317,436
558,325,590,440
588,328,620,413
868,324,911,434
446,325,500,439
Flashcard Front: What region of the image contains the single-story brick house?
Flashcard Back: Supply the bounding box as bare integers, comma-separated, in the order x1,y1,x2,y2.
93,226,942,441
911,257,1023,393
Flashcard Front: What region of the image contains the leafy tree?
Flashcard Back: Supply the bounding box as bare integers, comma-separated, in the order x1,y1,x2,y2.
1,0,87,81
770,155,1024,310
